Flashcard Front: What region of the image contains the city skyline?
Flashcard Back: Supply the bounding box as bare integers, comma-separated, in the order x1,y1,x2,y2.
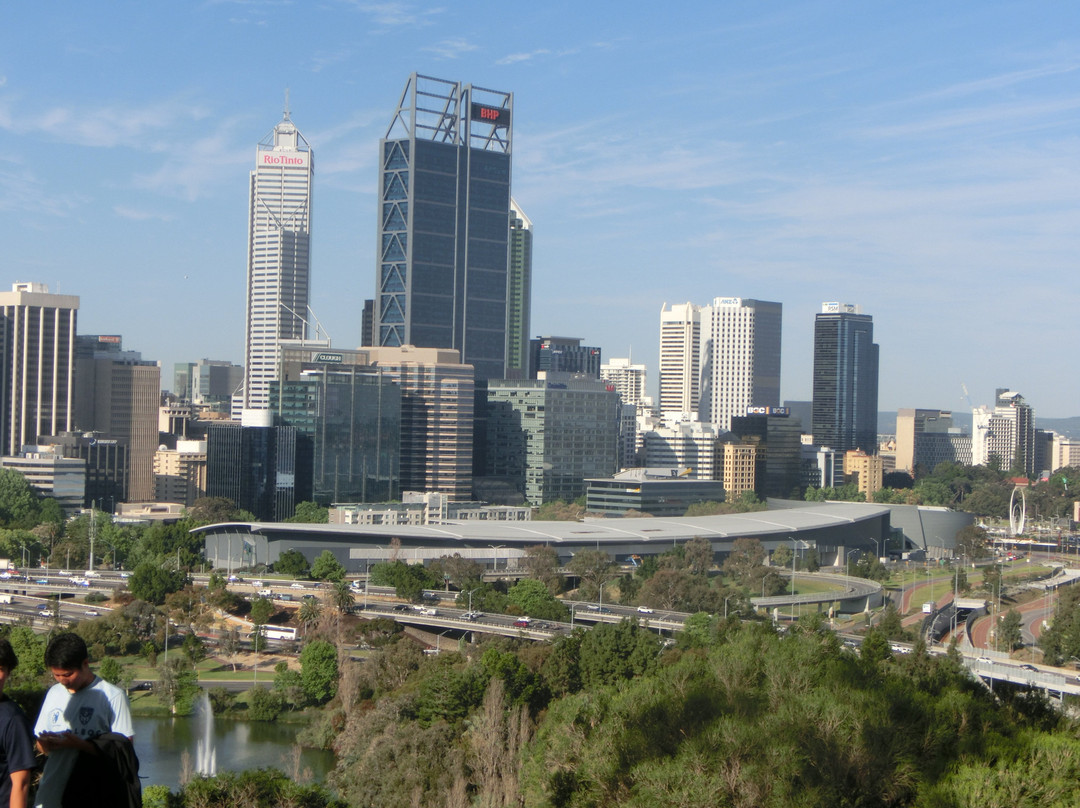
2,4,1080,414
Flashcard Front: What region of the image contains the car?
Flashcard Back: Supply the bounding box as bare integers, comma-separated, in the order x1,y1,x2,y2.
228,575,241,583
636,606,654,614
419,607,438,616
131,681,152,691
35,579,49,585
463,611,483,621
301,594,317,601
258,588,273,597
290,582,304,589
250,580,264,588
513,617,532,628
119,572,130,579
976,657,993,665
1020,663,1038,673
393,604,411,612
83,610,100,617
0,572,11,580
37,603,51,611
585,604,600,611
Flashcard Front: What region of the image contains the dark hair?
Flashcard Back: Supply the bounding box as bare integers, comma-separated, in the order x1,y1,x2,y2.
44,633,88,670
0,639,17,672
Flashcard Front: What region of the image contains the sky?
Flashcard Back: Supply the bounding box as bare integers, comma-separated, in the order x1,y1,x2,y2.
2,2,1079,417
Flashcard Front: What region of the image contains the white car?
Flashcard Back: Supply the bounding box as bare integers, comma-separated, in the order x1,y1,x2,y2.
0,572,11,580
84,610,100,617
290,582,304,589
636,606,654,614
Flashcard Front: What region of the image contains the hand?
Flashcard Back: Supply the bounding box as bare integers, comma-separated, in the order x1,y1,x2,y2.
37,732,89,753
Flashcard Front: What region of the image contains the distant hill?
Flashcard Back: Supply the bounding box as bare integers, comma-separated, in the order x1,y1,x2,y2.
878,412,1080,439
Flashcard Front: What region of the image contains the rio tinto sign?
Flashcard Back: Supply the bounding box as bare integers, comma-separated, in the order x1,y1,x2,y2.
258,150,309,168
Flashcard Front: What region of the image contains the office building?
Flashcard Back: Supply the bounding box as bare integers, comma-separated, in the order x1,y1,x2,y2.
73,335,160,502
484,375,619,504
844,450,884,502
153,440,207,506
529,336,601,378
601,357,648,409
376,73,513,382
175,360,244,410
586,468,726,517
972,389,1035,475
0,283,78,458
698,297,782,432
717,442,757,500
639,414,720,480
1,447,85,514
243,105,313,410
273,348,402,504
206,410,306,522
506,199,533,379
1051,434,1080,472
802,445,844,490
36,432,127,511
659,302,702,416
812,302,879,454
894,408,973,474
730,407,804,499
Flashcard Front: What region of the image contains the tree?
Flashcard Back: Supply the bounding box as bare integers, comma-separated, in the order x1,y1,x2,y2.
97,656,124,686
299,598,323,634
300,639,339,705
330,580,355,614
433,553,484,590
684,501,725,517
158,657,199,715
287,501,329,524
999,609,1023,651
803,546,821,572
310,550,346,582
567,549,614,600
955,524,989,560
506,579,569,621
187,497,237,525
129,561,188,605
519,544,563,594
723,537,766,587
772,544,793,569
684,536,714,576
0,468,41,529
275,549,310,577
249,596,275,628
248,687,285,721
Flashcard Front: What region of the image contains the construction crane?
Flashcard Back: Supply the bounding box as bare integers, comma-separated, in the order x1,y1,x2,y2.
960,383,974,409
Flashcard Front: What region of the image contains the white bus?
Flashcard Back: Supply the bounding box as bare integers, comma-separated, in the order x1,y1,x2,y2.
252,626,297,642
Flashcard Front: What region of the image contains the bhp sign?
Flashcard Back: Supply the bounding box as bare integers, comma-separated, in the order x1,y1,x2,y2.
260,152,309,168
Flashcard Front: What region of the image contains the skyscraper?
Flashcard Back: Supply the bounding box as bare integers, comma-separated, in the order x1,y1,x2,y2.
376,73,513,381
659,302,702,416
811,302,879,454
698,297,782,432
243,104,313,410
972,389,1035,475
506,199,533,379
0,283,78,457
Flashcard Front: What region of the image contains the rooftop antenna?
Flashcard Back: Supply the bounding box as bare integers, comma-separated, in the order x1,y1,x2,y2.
283,88,291,121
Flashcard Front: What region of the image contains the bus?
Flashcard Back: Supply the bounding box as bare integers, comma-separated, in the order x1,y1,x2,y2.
251,626,297,642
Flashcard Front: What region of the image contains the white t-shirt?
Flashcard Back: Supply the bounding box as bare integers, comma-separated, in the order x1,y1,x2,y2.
33,676,134,808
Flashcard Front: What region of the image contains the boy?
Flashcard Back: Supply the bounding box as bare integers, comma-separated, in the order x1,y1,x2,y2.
33,633,137,808
0,639,34,808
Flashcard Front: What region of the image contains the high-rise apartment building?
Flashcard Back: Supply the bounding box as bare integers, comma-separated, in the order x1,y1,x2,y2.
639,413,720,480
73,335,160,502
506,199,533,379
972,389,1035,475
243,106,313,410
0,283,78,457
153,439,207,506
811,303,879,454
601,357,648,409
698,297,782,432
376,73,513,382
659,302,702,416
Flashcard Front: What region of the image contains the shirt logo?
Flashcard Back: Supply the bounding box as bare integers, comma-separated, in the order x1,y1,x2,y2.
78,707,94,726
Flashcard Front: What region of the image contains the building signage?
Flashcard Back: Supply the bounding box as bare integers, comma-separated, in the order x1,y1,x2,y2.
97,335,121,344
745,406,790,416
313,353,343,363
716,297,742,306
470,102,510,127
258,150,310,168
822,302,858,314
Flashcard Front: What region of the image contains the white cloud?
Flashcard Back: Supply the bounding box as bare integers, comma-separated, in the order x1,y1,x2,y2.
113,205,174,222
496,49,551,66
307,49,352,73
342,1,443,27
422,38,477,60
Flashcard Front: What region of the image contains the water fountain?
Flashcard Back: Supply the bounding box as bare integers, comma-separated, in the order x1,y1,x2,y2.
193,691,217,778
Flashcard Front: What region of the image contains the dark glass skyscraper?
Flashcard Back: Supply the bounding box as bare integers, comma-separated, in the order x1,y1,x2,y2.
376,74,513,381
812,303,879,454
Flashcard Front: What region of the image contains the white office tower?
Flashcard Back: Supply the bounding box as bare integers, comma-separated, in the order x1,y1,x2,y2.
243,103,313,410
601,357,648,408
698,297,781,432
659,303,702,417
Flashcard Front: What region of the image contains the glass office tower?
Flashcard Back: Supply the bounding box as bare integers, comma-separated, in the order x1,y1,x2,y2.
812,303,879,454
376,74,513,382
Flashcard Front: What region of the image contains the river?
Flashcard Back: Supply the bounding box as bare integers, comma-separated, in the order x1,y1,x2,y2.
131,715,336,792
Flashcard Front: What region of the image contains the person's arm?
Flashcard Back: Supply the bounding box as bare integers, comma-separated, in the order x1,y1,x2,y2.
8,769,28,808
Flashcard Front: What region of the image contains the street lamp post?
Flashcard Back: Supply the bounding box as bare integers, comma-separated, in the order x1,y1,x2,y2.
488,545,505,574
790,538,798,622
724,595,732,620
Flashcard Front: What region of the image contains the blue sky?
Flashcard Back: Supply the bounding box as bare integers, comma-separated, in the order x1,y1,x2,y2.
2,2,1079,416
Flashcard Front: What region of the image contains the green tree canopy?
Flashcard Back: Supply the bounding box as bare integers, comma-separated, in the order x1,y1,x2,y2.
0,469,41,530
310,550,346,582
286,501,329,524
300,639,339,705
506,578,569,621
128,561,188,605
275,548,310,577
